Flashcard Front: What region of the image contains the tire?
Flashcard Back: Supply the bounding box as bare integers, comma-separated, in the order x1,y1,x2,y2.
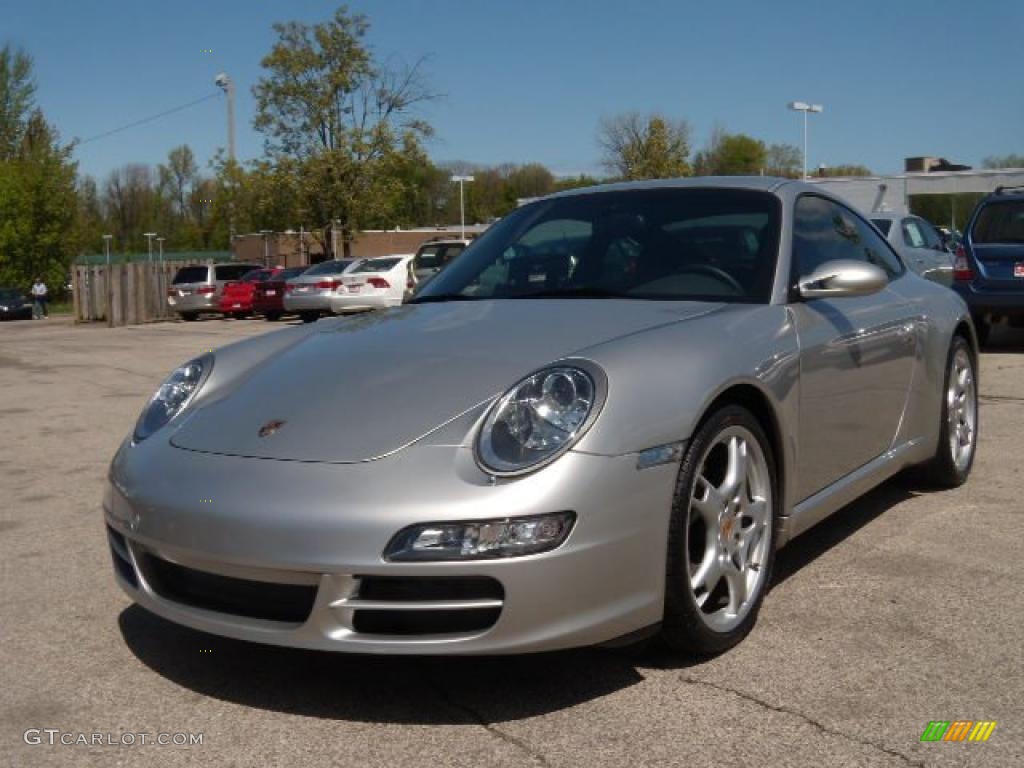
917,335,978,488
972,315,990,347
180,312,198,322
299,311,318,324
662,405,778,655
264,312,282,322
231,311,249,320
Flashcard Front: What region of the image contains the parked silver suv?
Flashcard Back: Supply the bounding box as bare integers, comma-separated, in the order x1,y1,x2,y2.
167,263,262,321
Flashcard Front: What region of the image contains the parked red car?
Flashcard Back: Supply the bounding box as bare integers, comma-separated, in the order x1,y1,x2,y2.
218,268,282,318
252,266,309,321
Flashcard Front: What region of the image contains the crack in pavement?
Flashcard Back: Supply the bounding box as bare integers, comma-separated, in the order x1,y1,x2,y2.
427,679,554,768
681,675,927,768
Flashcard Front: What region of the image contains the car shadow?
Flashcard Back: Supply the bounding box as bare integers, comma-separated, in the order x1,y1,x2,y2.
984,322,1024,352
118,476,923,720
118,605,651,723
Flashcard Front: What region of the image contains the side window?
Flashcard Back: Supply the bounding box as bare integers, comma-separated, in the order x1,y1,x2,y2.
902,219,926,248
794,196,903,279
916,219,943,250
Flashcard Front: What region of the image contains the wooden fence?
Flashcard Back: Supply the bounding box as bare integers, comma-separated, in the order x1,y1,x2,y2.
72,261,191,325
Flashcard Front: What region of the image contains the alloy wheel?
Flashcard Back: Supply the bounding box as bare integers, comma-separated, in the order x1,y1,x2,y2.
686,425,773,632
948,346,977,472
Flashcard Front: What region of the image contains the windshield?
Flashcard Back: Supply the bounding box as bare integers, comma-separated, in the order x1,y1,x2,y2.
0,289,23,300
413,188,781,303
972,201,1024,244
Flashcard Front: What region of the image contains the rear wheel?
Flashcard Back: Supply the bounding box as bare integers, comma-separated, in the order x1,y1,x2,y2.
231,311,249,320
662,405,778,655
299,311,318,323
264,312,282,322
918,335,978,488
180,312,198,322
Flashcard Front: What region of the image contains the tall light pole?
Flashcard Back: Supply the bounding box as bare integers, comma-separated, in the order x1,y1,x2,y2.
103,234,113,327
450,175,475,240
259,230,272,268
787,101,823,180
214,73,236,163
156,237,165,263
143,232,156,262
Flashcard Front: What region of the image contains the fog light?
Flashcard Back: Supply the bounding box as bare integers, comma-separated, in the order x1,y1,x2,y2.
383,512,575,562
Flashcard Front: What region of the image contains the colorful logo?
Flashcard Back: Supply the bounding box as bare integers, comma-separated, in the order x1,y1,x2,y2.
920,721,996,742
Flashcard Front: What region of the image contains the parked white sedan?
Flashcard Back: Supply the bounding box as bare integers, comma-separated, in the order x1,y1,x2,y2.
329,255,415,314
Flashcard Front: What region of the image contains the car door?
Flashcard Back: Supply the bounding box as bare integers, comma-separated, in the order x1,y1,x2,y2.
789,195,918,501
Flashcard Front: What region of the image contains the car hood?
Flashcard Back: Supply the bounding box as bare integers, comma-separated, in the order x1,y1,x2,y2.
170,299,722,463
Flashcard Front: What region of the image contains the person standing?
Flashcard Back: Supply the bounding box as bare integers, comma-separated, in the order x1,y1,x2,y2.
31,277,48,319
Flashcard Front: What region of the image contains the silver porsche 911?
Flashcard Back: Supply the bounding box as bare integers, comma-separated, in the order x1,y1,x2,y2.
105,177,978,655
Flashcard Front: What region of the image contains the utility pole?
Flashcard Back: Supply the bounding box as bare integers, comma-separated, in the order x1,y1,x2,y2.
215,73,237,239
214,73,236,163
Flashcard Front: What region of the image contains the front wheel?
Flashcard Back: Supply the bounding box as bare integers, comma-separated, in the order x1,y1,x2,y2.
917,336,978,488
662,405,778,655
263,312,282,322
299,311,319,324
180,312,198,322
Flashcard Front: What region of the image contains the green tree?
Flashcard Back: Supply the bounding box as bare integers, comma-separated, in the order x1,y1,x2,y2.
0,111,78,291
0,45,35,160
982,154,1024,169
598,113,691,180
765,143,801,177
252,5,436,252
707,133,767,175
821,164,872,177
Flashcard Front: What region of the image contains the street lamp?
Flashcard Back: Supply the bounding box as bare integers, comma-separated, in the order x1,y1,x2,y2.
259,230,272,267
156,237,165,263
450,175,475,240
143,232,157,262
102,234,113,327
787,101,823,180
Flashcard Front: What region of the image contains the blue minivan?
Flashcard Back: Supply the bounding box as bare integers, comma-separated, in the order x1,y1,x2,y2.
953,186,1024,344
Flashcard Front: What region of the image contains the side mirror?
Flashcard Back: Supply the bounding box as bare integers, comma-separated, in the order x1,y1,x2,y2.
797,259,888,300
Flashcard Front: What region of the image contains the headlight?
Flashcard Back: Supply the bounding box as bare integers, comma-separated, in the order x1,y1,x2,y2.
475,363,605,475
133,355,212,442
384,512,575,561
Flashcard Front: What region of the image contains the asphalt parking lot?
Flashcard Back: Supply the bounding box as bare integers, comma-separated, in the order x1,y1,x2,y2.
2,315,1022,768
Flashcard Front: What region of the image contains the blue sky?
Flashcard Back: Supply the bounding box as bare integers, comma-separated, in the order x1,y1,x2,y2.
3,0,1021,181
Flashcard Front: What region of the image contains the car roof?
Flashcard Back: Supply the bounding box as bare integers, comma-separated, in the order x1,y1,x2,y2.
546,175,800,201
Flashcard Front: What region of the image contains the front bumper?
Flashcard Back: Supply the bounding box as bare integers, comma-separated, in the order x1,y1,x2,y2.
953,283,1024,316
104,437,678,654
